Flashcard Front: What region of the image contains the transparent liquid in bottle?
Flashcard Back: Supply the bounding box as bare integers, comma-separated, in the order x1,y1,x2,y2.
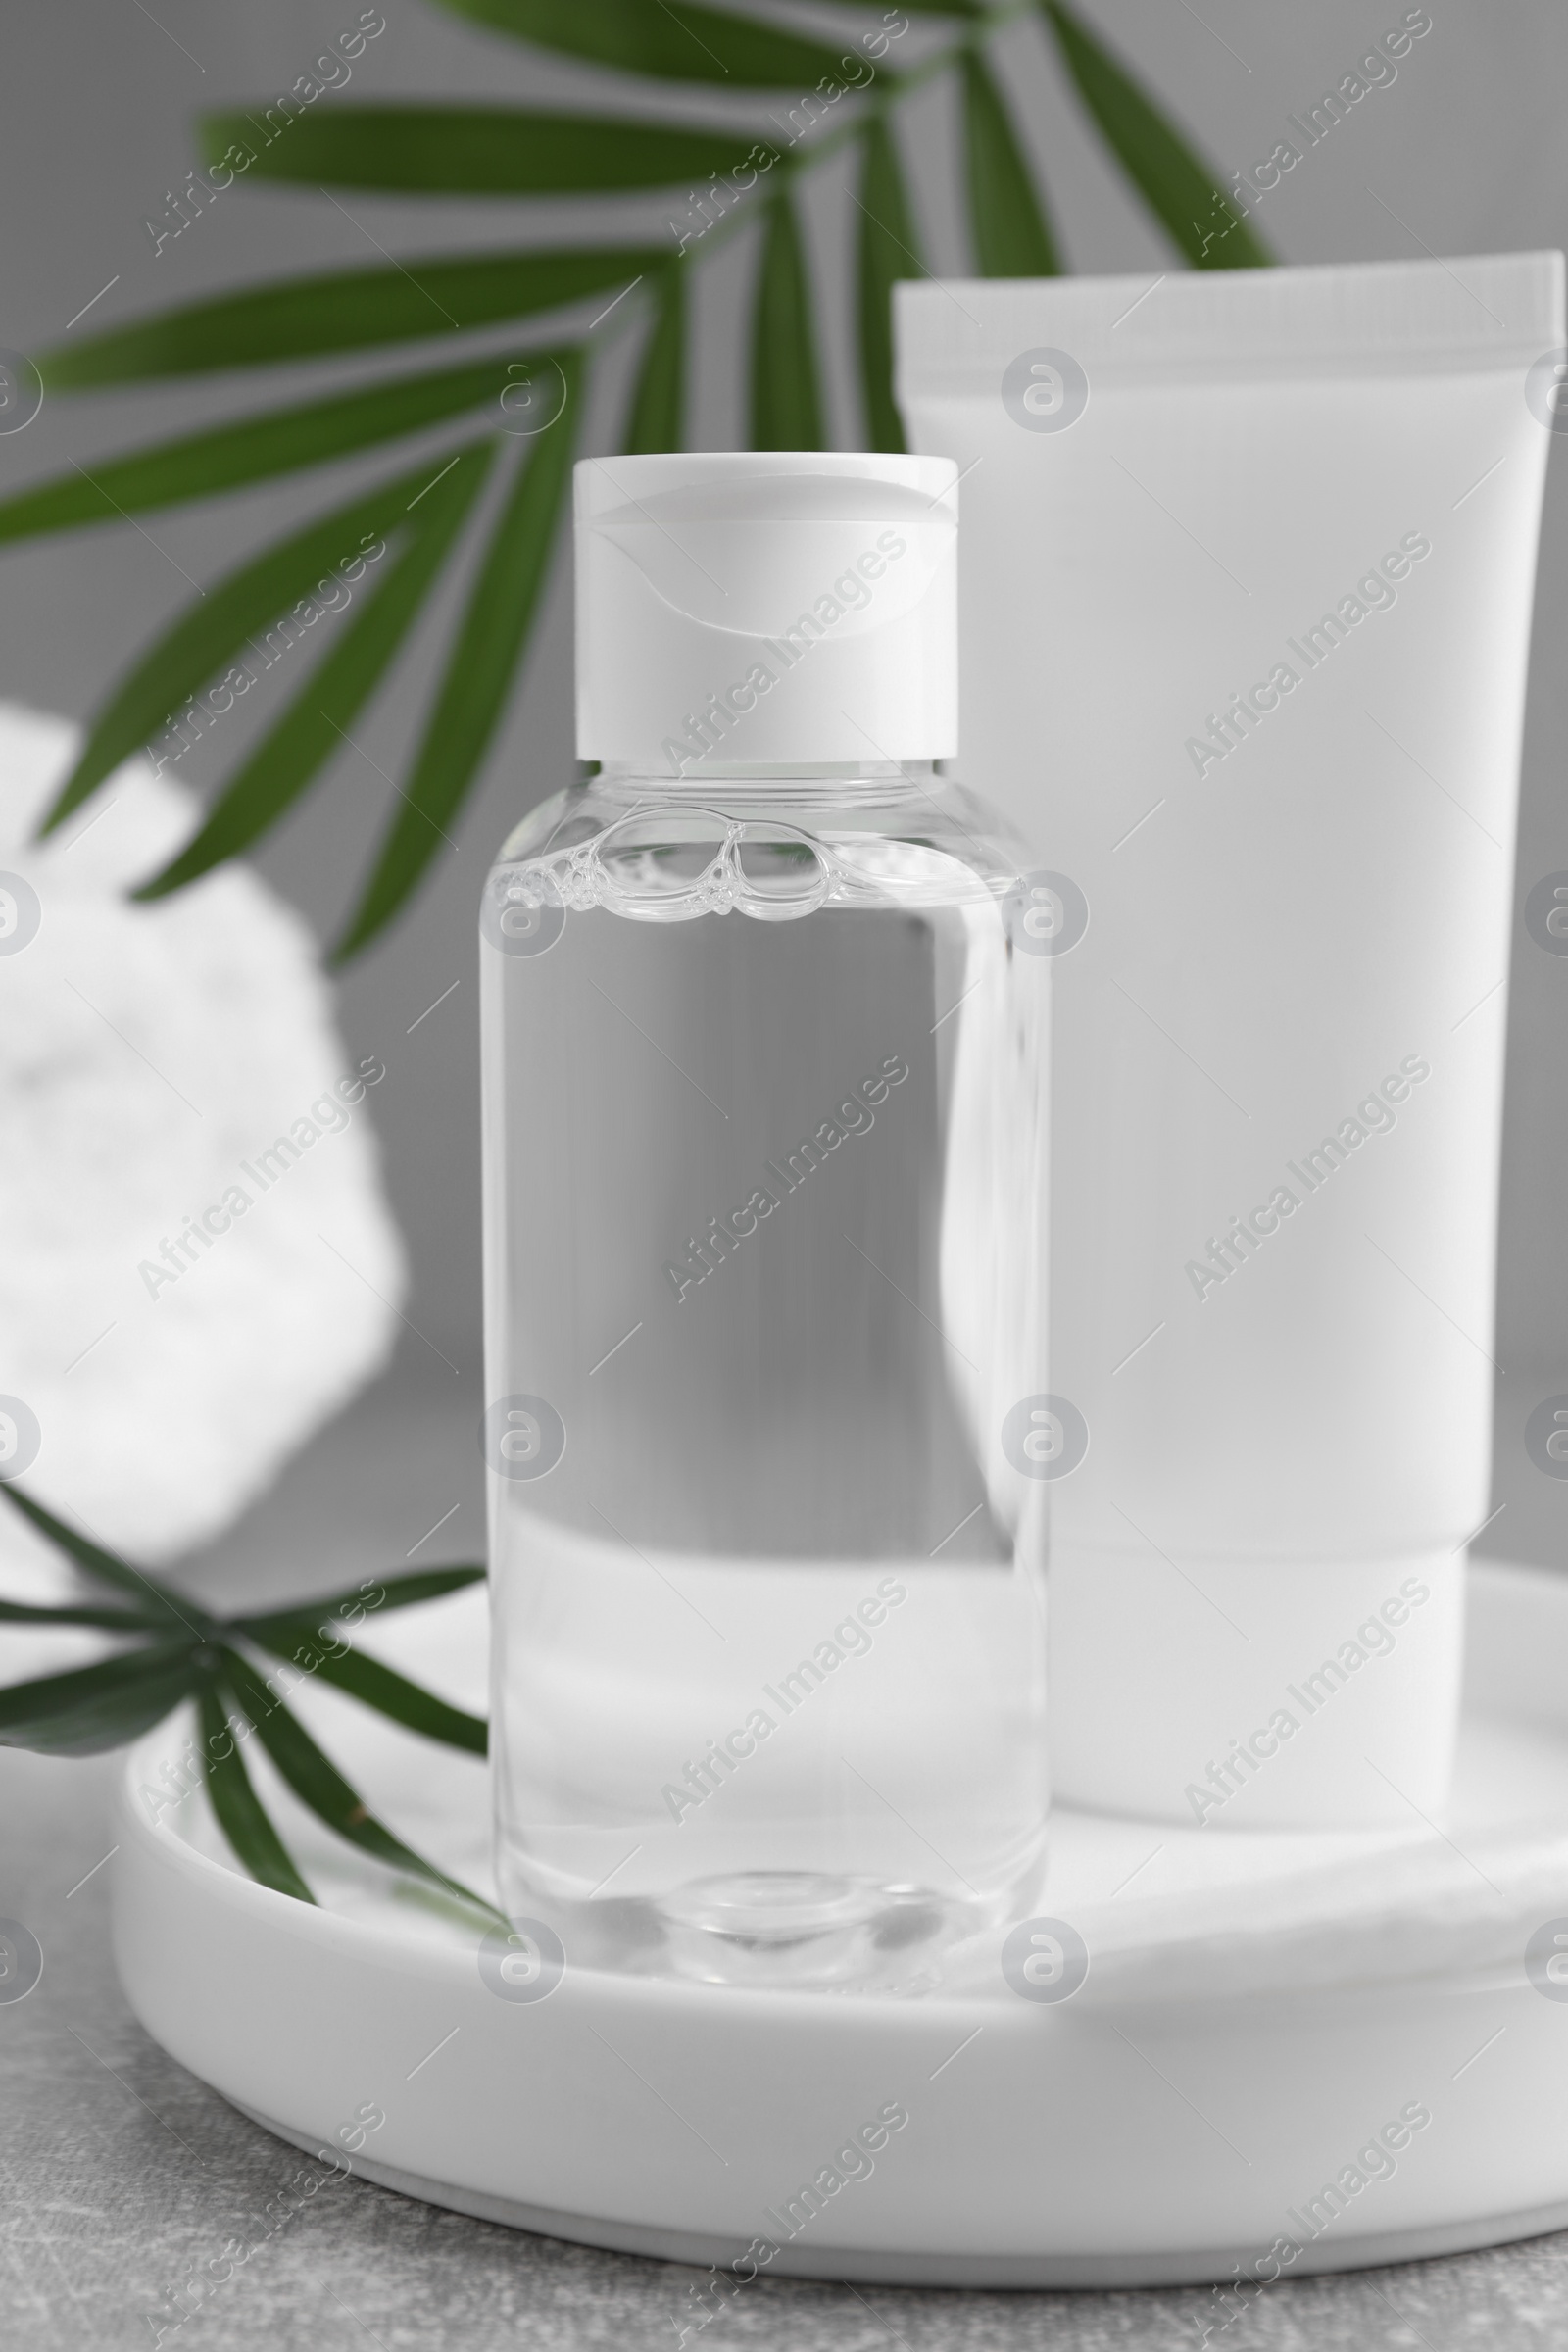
481,768,1049,1986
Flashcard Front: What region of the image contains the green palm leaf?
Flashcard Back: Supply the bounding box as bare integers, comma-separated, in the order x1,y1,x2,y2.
230,1564,485,1643
0,1645,200,1757
431,0,852,84
751,194,825,452
43,249,659,386
0,1485,201,1631
0,1598,166,1631
220,1647,496,1915
200,105,763,194
0,0,1273,952
624,269,686,454
334,354,582,958
198,1684,316,1902
855,117,922,455
961,49,1061,275
39,448,486,835
0,347,549,553
133,444,495,900
1039,2,1269,269
249,1633,487,1756
0,1492,489,1907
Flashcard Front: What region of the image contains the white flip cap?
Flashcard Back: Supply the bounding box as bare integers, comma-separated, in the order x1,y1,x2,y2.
574,452,958,771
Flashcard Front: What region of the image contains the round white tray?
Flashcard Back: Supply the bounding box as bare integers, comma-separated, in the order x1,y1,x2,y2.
113,1559,1568,2289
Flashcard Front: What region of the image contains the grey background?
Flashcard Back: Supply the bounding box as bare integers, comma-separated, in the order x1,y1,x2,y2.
2,0,1564,1454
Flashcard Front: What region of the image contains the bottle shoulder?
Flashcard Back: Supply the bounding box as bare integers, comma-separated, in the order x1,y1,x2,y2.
488,773,1029,922
496,785,601,867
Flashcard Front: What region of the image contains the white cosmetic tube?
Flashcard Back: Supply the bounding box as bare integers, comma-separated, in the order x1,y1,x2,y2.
898,254,1563,1828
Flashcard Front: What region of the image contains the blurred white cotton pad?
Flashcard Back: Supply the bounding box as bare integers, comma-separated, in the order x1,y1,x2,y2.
0,701,406,1628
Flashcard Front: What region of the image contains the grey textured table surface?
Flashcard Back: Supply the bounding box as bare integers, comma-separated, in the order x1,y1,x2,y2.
4,1369,1567,2351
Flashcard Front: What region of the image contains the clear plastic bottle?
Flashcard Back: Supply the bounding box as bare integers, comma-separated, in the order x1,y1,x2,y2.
481,457,1050,1986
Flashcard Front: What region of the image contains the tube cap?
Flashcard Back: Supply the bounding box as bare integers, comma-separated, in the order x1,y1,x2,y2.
574,453,957,770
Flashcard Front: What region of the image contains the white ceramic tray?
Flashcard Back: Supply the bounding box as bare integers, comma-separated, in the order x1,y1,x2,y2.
113,1560,1568,2289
